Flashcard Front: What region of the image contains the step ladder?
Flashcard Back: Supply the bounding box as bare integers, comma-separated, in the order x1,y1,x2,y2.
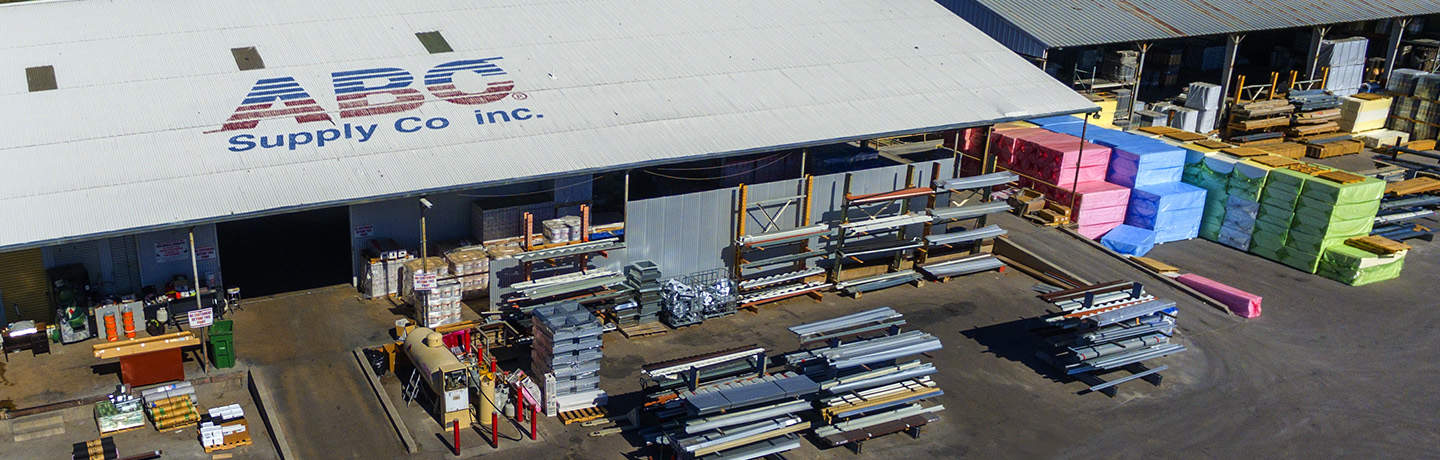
403,369,422,406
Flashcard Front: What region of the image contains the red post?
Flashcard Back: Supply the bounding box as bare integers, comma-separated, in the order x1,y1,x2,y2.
452,420,460,456
529,406,537,440
492,412,500,448
517,393,525,422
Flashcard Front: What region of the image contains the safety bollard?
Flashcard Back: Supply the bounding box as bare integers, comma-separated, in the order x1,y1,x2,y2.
492,412,500,448
518,394,525,422
453,420,460,456
529,406,537,440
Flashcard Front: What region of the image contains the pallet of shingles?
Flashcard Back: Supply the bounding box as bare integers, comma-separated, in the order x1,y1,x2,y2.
1034,281,1184,396
784,308,945,454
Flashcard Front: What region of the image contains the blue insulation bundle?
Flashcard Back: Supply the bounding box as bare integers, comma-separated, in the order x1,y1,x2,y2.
1102,140,1187,188
1124,182,1208,243
1027,115,1084,128
1100,224,1157,256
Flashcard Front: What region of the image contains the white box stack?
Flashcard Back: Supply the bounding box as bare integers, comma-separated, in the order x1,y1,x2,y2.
444,246,490,299
399,257,449,300
542,218,572,243
1183,82,1222,132
531,302,606,416
1320,37,1368,96
199,404,247,449
414,280,463,328
361,256,413,299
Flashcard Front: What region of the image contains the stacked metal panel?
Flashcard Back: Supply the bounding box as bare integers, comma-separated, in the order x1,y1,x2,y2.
664,372,818,460
1319,37,1368,97
785,308,945,451
620,260,663,327
1038,282,1184,394
531,301,606,415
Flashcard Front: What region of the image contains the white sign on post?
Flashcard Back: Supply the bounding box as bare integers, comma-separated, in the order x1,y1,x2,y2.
414,273,437,291
187,308,214,328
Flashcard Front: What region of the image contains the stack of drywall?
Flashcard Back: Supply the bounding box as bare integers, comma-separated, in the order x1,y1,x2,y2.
1318,243,1406,286
444,246,489,299
1040,181,1131,239
1182,82,1222,132
1353,129,1411,148
1279,172,1384,273
1124,182,1208,243
532,302,606,415
1319,37,1368,96
1338,94,1392,133
1385,69,1440,140
1249,167,1309,260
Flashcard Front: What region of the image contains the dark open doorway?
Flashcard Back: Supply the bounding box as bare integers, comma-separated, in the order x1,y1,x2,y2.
217,206,350,297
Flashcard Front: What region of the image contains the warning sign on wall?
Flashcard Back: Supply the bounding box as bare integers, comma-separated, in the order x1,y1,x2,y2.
196,246,217,261
154,240,190,263
353,225,375,238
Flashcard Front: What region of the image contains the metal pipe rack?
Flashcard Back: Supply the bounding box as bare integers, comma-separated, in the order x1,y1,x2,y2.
731,176,827,309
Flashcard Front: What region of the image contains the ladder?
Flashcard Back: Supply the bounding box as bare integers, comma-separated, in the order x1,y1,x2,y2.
403,369,422,406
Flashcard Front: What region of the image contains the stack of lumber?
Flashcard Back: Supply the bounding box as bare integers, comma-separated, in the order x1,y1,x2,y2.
1228,99,1293,145
1301,135,1364,159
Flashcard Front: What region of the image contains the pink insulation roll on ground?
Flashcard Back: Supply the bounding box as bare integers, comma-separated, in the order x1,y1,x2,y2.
1176,273,1262,318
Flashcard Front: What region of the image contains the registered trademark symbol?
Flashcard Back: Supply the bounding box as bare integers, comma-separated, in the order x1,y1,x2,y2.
512,92,529,100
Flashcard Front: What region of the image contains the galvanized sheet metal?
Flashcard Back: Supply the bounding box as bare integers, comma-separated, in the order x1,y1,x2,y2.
939,0,1440,50
0,0,1092,250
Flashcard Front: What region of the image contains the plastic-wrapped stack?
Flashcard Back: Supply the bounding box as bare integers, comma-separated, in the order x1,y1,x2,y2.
413,280,463,328
360,239,413,299
1319,37,1368,97
1338,94,1392,133
1318,244,1406,286
542,218,573,243
199,404,248,450
1100,224,1157,256
1125,182,1207,243
1043,181,1131,239
1249,167,1308,260
992,128,1111,189
1386,69,1440,140
1279,172,1384,273
399,257,449,300
1182,82,1222,132
1098,138,1186,188
1181,146,1238,241
444,246,489,299
531,301,606,415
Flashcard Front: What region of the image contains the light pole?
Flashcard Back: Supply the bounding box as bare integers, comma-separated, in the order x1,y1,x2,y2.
419,198,433,273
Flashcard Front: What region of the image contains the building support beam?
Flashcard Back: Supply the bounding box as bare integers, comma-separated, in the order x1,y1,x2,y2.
1306,25,1332,80
1385,18,1413,84
1127,42,1151,124
1217,34,1244,130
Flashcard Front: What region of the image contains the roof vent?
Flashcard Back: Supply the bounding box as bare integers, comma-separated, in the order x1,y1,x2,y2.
26,66,56,92
231,47,265,71
416,31,453,54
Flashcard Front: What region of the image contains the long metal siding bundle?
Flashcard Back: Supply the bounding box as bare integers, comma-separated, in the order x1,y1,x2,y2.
787,307,901,337
922,224,1007,246
916,254,1005,278
932,171,1019,191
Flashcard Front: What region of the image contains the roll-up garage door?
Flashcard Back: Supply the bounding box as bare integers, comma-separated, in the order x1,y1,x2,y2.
0,248,51,323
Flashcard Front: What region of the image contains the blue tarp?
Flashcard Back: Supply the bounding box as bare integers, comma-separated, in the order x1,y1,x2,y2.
1104,140,1188,188
1100,224,1157,256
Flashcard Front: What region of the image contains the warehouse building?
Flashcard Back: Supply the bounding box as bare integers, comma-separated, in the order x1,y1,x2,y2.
938,0,1440,122
0,0,1094,322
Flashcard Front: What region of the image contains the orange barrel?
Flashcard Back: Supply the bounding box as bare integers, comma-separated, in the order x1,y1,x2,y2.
122,311,136,338
104,314,118,342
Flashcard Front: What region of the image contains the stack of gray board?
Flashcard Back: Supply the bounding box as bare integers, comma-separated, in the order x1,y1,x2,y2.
1181,81,1221,132
1036,281,1185,396
1319,37,1368,97
784,308,945,452
664,372,819,460
531,301,607,414
620,260,663,327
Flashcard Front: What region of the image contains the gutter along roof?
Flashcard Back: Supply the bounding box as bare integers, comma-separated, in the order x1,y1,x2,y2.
0,0,1094,250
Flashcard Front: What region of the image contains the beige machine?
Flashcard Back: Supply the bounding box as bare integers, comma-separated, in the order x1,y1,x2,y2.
403,328,474,426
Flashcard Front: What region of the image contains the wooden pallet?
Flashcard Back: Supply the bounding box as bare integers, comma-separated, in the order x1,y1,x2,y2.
1346,236,1412,255
98,424,146,437
618,322,667,339
1305,139,1363,159
1163,131,1207,142
1195,139,1232,149
1316,170,1365,184
1385,176,1440,196
1248,155,1300,168
559,406,607,425
1130,256,1179,274
1137,126,1183,136
1283,163,1329,175
203,430,253,453
1258,142,1307,159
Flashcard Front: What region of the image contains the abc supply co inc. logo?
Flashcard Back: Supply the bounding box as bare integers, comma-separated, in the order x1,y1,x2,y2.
209,57,542,152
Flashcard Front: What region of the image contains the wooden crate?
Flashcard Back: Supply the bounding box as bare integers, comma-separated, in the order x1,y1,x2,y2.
1304,139,1363,158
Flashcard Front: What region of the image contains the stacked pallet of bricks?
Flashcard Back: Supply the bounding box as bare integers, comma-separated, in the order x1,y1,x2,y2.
199,404,252,452
142,384,200,432
784,308,945,452
1385,69,1440,140
1276,168,1385,273
443,245,489,299
618,260,662,328
1036,282,1184,395
1319,37,1368,97
531,301,607,416
994,118,1131,238
1227,99,1293,146
360,238,412,299
663,372,819,459
1318,237,1408,286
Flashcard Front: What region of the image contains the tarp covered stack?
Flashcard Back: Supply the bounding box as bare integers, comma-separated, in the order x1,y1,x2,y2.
1248,167,1310,260
1319,37,1368,97
1125,182,1207,243
1180,143,1237,241
1216,158,1271,250
1278,171,1384,273
1318,242,1406,286
993,126,1112,189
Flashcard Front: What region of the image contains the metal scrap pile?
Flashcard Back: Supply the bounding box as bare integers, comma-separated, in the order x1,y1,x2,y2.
660,270,736,327
1035,281,1185,396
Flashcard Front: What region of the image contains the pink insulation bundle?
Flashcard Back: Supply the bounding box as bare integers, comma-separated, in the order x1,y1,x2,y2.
1175,273,1262,318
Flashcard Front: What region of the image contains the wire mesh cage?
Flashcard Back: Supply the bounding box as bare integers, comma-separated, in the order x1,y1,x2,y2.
660,268,737,327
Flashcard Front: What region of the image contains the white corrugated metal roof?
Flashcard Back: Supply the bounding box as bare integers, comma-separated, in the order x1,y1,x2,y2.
0,0,1093,250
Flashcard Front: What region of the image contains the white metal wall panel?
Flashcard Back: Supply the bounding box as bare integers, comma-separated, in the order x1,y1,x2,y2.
0,0,1093,251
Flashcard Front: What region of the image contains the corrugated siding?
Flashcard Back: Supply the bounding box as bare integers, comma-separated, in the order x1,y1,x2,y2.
0,248,50,322
941,0,1440,49
936,0,1049,57
624,188,735,279
0,0,1094,251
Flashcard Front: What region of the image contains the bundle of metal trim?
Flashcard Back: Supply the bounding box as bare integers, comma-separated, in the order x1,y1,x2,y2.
736,281,830,306
696,434,801,460
737,224,831,246
642,345,767,395
834,270,921,295
932,171,1019,191
785,330,942,375
916,254,1004,279
927,202,1012,221
812,403,944,448
1037,282,1184,393
835,238,922,259
684,374,819,416
787,307,903,342
922,224,1007,246
817,360,936,394
819,377,941,422
842,213,933,236
512,238,625,263
509,269,624,300
661,371,819,460
736,268,824,291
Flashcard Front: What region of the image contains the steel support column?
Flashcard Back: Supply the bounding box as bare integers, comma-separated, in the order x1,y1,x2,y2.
1385,18,1412,84
1306,25,1331,80
1217,34,1244,130
1127,43,1151,123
